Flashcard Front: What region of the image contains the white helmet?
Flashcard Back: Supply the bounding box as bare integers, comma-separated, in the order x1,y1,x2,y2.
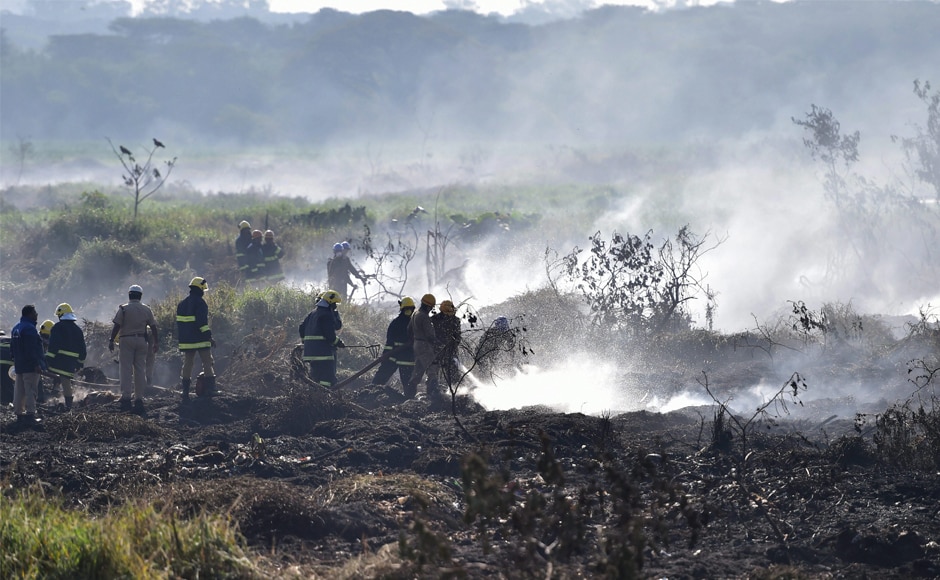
129,284,143,294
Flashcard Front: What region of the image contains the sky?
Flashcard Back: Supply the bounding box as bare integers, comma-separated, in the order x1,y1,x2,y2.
265,0,729,15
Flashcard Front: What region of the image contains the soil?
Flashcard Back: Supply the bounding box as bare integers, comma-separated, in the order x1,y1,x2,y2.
2,363,940,579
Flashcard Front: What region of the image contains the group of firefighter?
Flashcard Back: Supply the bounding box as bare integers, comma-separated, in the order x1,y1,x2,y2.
300,291,461,405
234,220,285,283
300,289,515,406
2,276,217,427
0,220,516,425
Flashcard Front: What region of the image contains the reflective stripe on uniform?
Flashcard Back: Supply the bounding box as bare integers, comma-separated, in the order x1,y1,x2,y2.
303,355,335,361
179,341,212,350
177,315,196,322
49,366,75,378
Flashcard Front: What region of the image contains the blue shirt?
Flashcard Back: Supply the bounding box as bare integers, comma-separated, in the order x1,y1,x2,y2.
11,316,47,373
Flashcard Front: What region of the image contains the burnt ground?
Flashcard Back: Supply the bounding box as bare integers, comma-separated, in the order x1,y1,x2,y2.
2,366,940,579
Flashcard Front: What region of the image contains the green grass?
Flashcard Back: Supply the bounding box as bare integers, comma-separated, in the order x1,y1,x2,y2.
0,485,260,579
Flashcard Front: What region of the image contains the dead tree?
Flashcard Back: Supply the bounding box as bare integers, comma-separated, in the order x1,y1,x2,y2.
107,137,176,220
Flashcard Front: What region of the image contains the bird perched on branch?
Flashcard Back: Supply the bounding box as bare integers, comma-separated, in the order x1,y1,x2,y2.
119,145,132,156
153,138,165,148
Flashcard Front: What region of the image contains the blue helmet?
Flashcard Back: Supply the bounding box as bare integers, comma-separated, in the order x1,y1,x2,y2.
341,241,351,251
494,316,509,332
332,243,343,253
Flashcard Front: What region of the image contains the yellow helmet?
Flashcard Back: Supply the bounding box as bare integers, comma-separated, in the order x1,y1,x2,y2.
55,303,73,318
439,300,456,315
189,277,209,291
321,290,342,305
40,320,54,336
398,296,416,310
239,220,251,230
420,293,436,307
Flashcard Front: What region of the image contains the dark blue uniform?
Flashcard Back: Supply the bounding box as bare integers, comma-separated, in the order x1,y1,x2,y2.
300,304,342,387
0,335,13,404
370,311,415,388
46,319,87,379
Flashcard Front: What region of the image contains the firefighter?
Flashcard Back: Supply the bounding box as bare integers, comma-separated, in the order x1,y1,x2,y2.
176,277,216,399
11,304,47,427
327,241,366,301
109,285,159,413
368,296,416,393
300,290,344,388
235,220,253,278
405,294,440,402
247,229,266,281
0,330,12,405
262,229,285,283
430,299,462,392
46,303,87,411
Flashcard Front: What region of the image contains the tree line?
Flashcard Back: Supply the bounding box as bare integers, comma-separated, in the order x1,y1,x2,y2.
1,2,939,146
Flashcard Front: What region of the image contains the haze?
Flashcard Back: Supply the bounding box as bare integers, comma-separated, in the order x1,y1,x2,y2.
2,0,939,335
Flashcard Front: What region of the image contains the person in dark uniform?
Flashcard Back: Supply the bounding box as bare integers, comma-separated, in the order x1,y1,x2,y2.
368,297,416,393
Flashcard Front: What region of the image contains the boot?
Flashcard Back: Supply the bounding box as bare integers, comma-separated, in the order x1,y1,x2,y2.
133,398,145,415
403,381,417,400
18,414,42,428
120,398,133,412
181,378,191,400
204,375,216,397
64,396,73,411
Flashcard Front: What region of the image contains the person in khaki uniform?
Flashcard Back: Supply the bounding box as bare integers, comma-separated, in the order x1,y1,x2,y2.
109,284,159,414
406,294,441,403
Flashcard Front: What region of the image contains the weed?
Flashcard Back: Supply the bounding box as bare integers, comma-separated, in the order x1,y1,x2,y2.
0,484,259,579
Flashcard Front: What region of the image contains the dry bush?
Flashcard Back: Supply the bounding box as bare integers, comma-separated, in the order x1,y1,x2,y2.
151,477,326,541
46,411,173,442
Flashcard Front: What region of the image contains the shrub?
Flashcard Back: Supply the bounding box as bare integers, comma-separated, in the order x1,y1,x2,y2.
0,485,260,579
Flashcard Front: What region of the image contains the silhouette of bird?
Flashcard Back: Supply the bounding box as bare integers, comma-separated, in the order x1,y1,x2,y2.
153,138,165,148
153,168,161,179
119,145,132,156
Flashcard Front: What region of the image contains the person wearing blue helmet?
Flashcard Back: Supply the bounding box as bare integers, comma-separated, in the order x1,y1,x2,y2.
327,241,366,301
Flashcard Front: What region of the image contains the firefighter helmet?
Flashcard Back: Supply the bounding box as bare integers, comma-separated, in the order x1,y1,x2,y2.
341,241,351,251
128,284,143,295
332,242,343,253
40,320,54,336
421,293,436,307
239,220,251,230
55,303,73,318
494,316,510,332
399,296,416,310
264,229,274,240
189,277,209,291
321,290,342,305
439,300,456,315
251,229,263,239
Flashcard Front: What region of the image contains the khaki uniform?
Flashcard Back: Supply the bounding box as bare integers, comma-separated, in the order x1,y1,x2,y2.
113,299,157,401
407,305,439,399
